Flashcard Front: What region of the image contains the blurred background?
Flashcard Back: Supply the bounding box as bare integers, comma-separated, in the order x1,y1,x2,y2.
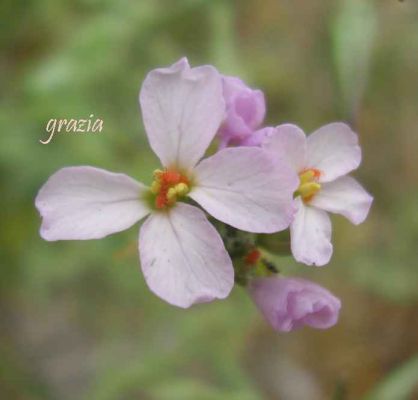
1,0,417,399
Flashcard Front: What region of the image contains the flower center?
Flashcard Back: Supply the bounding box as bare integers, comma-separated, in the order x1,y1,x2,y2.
297,168,321,202
150,169,190,209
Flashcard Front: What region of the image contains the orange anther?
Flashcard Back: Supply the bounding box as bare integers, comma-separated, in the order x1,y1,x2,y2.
155,192,168,209
312,168,321,179
162,170,181,185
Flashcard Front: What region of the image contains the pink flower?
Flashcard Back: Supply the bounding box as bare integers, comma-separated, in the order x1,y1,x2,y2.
263,123,373,266
217,76,266,148
249,276,341,332
35,58,298,308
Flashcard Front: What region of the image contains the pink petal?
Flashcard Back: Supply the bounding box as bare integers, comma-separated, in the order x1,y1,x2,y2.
306,123,361,182
35,166,149,240
248,277,341,332
290,197,333,266
190,147,298,233
139,57,225,170
139,203,234,308
310,176,373,225
239,126,275,147
262,124,307,172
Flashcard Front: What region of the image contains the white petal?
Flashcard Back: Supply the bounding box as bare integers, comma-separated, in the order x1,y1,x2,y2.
35,166,149,240
310,176,373,225
139,203,234,308
190,147,298,233
290,197,333,266
306,123,361,182
262,124,307,172
139,57,225,171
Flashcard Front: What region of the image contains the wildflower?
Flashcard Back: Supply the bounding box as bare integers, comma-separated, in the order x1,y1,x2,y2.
217,76,266,148
263,123,373,266
249,276,341,331
36,58,298,308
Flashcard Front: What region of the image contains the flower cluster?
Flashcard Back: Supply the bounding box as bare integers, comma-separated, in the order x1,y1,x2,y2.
35,58,372,332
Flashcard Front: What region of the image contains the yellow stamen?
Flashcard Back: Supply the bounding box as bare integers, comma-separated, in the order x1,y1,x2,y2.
298,182,321,199
150,180,161,194
299,170,316,184
297,168,321,202
167,187,177,201
174,182,189,196
153,169,163,179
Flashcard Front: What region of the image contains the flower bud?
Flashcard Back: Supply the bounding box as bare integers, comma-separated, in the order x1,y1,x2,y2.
217,76,266,148
248,277,341,332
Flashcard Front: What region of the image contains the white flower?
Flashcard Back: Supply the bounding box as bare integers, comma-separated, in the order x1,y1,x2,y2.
263,123,373,266
35,58,298,308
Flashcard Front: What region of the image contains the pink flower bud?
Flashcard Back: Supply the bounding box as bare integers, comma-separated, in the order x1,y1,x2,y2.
248,277,341,332
218,76,266,148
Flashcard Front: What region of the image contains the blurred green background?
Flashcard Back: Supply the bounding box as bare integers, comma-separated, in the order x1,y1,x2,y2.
1,0,417,399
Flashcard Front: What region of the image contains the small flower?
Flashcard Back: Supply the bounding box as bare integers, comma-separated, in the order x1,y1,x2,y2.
263,123,373,266
217,76,266,148
36,58,298,308
248,276,341,332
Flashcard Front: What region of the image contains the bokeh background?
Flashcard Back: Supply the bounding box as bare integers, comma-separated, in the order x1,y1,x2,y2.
1,0,417,399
